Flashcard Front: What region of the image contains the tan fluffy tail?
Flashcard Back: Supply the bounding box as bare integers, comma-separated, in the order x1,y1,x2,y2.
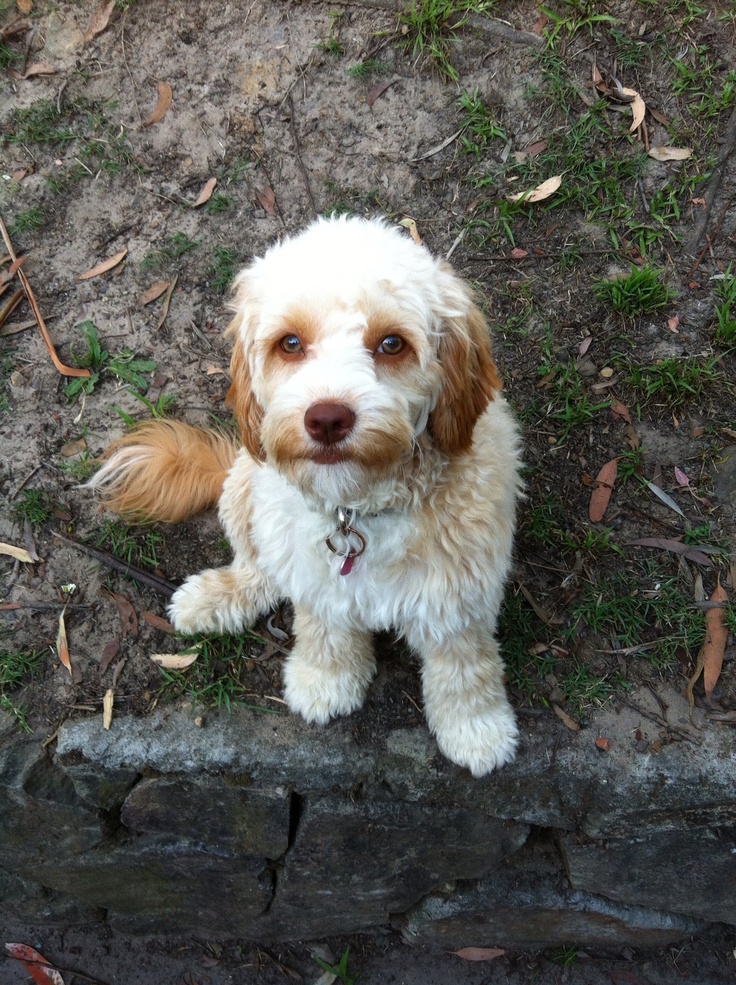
87,420,239,523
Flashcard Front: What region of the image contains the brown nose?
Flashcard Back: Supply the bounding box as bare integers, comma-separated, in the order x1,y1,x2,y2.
304,402,356,445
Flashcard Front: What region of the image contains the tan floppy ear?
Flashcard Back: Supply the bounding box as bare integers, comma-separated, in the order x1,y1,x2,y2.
224,300,264,461
428,298,502,456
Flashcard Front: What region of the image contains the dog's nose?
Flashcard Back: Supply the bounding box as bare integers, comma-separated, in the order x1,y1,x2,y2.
304,402,356,445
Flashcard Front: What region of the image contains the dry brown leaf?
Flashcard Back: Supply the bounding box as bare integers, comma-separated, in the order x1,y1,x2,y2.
83,0,115,44
518,583,564,626
595,737,610,751
103,688,114,729
648,146,692,162
106,589,138,638
139,280,170,306
57,608,72,675
553,703,580,732
610,401,631,424
142,611,175,633
205,364,227,376
12,63,58,79
150,650,199,670
508,175,562,203
619,87,646,132
589,458,618,522
0,541,33,563
60,437,87,457
510,247,529,259
667,315,680,333
16,0,33,12
450,947,506,962
366,77,398,108
111,656,127,688
100,638,120,674
5,944,64,985
704,581,729,699
193,177,217,207
156,274,177,330
77,247,127,281
399,217,422,244
255,184,278,217
143,80,173,126
648,106,671,126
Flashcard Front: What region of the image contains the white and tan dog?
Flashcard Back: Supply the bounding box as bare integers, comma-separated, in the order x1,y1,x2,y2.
90,216,523,776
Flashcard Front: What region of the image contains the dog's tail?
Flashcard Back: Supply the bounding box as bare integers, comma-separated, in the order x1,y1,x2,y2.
87,420,239,523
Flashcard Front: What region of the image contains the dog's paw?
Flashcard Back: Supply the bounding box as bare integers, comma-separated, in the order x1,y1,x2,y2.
168,573,248,636
283,655,374,725
433,704,519,777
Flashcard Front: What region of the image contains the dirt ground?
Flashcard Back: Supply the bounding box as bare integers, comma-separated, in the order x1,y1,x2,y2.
1,0,736,980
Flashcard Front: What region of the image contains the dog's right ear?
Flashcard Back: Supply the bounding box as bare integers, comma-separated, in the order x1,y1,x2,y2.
224,276,265,461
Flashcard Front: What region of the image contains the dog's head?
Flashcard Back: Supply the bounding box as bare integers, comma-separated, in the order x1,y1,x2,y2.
225,217,501,504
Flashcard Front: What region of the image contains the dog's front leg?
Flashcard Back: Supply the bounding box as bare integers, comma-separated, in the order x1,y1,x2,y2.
168,561,278,636
283,606,376,724
416,628,518,776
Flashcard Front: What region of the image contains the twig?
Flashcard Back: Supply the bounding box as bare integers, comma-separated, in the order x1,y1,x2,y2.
466,13,544,47
623,699,698,743
11,461,45,499
51,531,178,598
287,92,318,218
684,102,736,257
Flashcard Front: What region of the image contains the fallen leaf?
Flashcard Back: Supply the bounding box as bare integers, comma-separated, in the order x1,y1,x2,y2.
12,63,58,79
103,688,114,729
645,480,685,517
143,81,173,126
626,537,715,569
193,177,217,207
578,336,592,357
0,541,33,563
610,401,631,424
205,364,227,376
667,315,680,333
589,457,618,522
83,0,115,44
57,608,72,676
399,217,422,244
411,128,463,162
508,175,562,203
620,87,646,132
150,650,199,670
142,611,175,633
704,581,729,699
111,655,127,688
366,77,399,108
5,944,64,985
523,139,547,156
255,184,278,216
16,0,33,12
105,590,138,638
648,106,671,126
518,583,564,626
509,247,529,259
553,702,580,732
156,274,177,330
595,737,610,752
647,146,692,162
450,947,506,962
139,280,171,306
674,466,690,487
60,437,87,457
77,248,127,281
99,639,120,675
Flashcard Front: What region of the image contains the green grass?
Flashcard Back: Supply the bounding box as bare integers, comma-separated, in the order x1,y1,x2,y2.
6,100,76,146
156,633,286,713
64,321,156,403
593,268,674,318
90,520,163,569
540,1,619,49
13,489,53,529
9,208,45,237
347,59,387,79
399,0,501,82
627,356,724,409
205,193,233,214
209,247,239,294
713,268,736,345
540,364,611,438
0,644,45,733
314,949,355,985
458,88,506,155
141,233,199,272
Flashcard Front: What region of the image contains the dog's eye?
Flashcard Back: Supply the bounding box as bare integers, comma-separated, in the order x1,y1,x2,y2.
279,335,304,355
376,335,405,356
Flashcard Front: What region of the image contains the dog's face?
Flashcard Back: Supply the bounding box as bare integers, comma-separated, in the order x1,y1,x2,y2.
226,218,501,504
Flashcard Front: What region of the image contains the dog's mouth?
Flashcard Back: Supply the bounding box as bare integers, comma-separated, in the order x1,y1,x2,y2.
310,448,350,465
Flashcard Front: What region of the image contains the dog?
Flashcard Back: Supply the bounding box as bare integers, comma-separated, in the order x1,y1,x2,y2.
89,216,523,776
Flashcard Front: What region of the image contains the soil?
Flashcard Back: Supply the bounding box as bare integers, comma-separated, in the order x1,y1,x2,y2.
1,0,736,980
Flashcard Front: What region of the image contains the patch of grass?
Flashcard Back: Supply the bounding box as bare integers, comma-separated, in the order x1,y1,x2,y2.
501,589,557,707
206,193,233,214
541,364,611,438
64,321,157,403
157,634,285,712
58,453,96,481
458,88,506,155
627,356,724,409
113,390,177,425
6,99,76,146
399,0,500,82
347,59,387,78
0,39,22,70
314,948,355,985
209,247,239,294
559,661,620,717
13,489,53,529
90,520,162,569
141,233,199,272
9,208,45,237
541,1,619,49
593,268,673,318
713,267,736,345
0,643,44,733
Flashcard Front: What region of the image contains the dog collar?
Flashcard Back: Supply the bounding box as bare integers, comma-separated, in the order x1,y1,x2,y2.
325,507,366,576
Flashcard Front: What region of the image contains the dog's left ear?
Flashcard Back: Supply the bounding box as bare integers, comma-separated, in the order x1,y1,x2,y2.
428,271,502,456
224,275,265,461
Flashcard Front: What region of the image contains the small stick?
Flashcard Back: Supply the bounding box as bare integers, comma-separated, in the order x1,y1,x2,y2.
287,92,318,217
51,531,178,598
